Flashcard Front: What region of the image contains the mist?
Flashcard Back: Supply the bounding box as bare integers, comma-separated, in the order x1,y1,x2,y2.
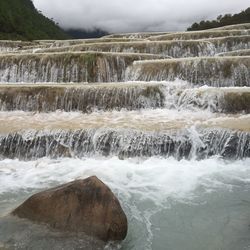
33,0,249,33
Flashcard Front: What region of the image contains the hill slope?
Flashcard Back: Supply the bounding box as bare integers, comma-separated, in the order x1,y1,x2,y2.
187,7,250,31
0,0,69,40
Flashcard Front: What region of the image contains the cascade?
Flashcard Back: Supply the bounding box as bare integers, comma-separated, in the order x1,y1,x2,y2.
125,57,250,87
0,41,37,53
0,127,249,160
148,30,250,41
34,40,216,58
171,86,250,113
0,23,250,250
218,49,250,56
103,32,170,39
0,83,165,112
33,36,250,58
0,52,162,83
0,83,249,113
207,35,250,54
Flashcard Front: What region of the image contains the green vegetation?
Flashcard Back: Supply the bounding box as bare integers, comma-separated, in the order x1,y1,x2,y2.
0,0,69,40
187,7,250,31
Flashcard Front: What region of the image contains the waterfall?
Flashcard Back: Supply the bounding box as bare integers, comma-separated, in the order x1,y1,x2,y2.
34,36,250,58
169,86,250,113
0,23,250,250
0,52,162,83
126,57,250,87
0,83,249,113
103,32,170,39
149,30,250,41
0,41,37,53
0,83,165,112
210,35,250,54
0,128,249,160
34,41,216,58
218,49,250,56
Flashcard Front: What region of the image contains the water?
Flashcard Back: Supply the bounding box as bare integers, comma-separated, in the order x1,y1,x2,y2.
0,109,248,160
126,57,250,87
0,82,249,113
148,30,250,41
0,52,162,83
0,26,250,250
0,157,250,249
30,36,250,58
0,82,165,112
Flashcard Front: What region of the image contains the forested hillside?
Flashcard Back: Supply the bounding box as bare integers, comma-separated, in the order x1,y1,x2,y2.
188,7,250,31
0,0,69,40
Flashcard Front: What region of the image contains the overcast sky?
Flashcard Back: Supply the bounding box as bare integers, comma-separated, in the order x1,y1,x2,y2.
33,0,249,33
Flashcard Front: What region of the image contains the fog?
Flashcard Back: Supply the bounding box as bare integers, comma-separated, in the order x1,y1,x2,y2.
33,0,249,32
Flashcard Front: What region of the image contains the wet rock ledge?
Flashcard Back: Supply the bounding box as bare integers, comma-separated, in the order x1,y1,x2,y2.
12,176,128,242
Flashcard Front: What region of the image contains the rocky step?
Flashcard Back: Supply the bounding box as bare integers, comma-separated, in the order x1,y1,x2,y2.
33,40,214,58
126,56,250,87
35,39,89,46
0,41,40,53
148,29,250,41
33,37,157,49
0,82,165,112
50,37,146,45
32,39,127,49
205,35,250,54
0,109,248,160
0,51,164,83
210,23,250,31
148,30,250,41
5,29,248,54
169,86,250,113
218,49,250,57
0,83,249,113
103,32,170,39
33,37,250,58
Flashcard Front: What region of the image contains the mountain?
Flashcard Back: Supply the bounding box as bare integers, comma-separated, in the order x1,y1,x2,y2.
0,0,69,40
65,29,109,39
187,7,250,31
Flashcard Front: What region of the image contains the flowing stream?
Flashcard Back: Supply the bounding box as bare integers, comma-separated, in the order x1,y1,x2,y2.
0,26,250,250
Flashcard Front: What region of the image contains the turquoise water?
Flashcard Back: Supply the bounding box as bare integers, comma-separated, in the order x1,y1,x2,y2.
0,157,250,249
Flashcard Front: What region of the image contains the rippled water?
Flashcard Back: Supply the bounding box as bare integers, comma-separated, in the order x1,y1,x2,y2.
0,109,249,133
1,157,250,249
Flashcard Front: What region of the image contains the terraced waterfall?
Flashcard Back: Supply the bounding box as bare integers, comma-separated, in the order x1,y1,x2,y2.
0,23,250,250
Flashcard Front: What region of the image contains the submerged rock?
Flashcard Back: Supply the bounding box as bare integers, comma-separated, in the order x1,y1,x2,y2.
12,176,128,242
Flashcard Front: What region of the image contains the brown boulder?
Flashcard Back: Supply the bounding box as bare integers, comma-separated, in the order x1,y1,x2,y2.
12,176,127,242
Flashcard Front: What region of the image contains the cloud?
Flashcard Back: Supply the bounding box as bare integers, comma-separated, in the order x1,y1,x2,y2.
33,0,250,33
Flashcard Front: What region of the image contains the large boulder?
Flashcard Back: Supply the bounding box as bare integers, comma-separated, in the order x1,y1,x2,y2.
12,176,127,242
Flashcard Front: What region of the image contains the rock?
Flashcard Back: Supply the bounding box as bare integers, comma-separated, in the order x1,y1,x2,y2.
12,176,127,242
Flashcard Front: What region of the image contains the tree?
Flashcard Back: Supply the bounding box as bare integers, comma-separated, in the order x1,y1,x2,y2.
0,0,69,40
187,7,250,31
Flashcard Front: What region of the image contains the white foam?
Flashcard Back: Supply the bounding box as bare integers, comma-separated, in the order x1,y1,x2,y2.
0,157,250,207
